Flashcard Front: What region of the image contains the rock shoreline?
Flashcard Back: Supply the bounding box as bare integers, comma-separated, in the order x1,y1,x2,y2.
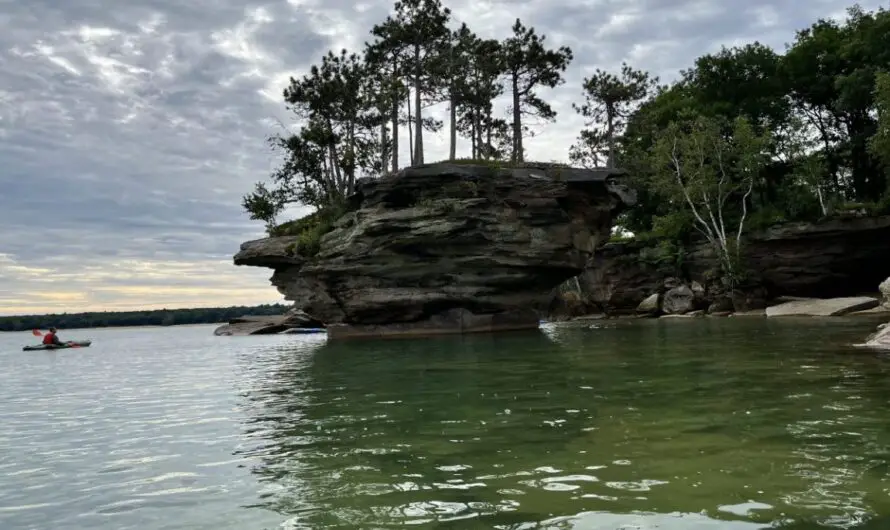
563,215,890,318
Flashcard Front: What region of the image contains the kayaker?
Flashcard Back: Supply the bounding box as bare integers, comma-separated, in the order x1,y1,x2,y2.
42,327,64,346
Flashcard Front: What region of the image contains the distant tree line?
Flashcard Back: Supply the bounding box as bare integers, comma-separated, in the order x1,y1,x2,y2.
243,2,890,289
0,304,290,332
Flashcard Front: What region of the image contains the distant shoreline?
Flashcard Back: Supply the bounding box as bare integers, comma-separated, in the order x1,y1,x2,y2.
0,304,290,332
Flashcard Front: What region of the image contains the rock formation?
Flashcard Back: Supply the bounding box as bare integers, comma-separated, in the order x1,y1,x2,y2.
213,308,324,336
574,215,890,315
234,162,635,339
765,297,879,317
864,323,890,349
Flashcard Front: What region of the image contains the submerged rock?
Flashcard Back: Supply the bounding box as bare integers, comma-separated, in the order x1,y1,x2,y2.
861,323,890,350
213,308,324,336
765,297,879,317
235,162,634,339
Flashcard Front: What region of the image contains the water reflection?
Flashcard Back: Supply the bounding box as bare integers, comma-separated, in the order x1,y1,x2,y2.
234,319,890,528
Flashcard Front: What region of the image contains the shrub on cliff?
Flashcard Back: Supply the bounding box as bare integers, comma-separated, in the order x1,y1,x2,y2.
272,203,346,257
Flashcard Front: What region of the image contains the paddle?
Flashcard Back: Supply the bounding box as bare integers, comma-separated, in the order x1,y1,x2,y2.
31,329,80,348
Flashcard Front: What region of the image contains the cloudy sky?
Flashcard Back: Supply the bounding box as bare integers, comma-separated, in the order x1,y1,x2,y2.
0,0,879,316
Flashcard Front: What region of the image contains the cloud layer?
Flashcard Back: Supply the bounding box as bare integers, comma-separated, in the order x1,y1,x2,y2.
0,0,880,315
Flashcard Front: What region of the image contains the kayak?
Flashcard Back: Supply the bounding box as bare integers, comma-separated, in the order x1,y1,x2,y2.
23,340,92,351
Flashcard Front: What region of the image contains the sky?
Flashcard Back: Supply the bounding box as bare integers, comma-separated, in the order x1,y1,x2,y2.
0,0,881,316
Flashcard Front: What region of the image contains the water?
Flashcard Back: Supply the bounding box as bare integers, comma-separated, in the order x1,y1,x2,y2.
2,318,890,529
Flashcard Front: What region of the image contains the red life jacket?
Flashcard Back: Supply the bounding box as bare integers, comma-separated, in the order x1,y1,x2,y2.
43,333,55,345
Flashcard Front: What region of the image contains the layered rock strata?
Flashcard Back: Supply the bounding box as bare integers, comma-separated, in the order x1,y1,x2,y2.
574,215,890,315
235,162,635,339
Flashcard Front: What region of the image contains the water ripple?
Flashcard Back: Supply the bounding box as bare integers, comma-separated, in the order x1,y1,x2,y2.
3,319,890,529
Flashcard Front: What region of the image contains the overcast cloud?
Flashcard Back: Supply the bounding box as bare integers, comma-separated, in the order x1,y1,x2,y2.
0,0,879,315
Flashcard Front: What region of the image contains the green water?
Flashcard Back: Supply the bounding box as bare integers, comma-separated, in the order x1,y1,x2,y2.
240,317,890,529
3,318,890,529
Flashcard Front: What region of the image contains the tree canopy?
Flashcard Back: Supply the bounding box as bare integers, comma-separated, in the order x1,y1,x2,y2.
244,1,890,274
611,4,890,249
243,2,575,233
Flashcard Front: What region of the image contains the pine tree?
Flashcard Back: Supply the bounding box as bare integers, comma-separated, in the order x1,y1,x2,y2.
429,23,480,160
572,63,658,168
501,19,573,163
242,49,383,227
456,37,505,159
370,0,452,165
364,40,408,173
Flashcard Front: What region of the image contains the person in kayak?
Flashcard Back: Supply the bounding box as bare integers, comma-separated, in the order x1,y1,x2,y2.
42,327,64,346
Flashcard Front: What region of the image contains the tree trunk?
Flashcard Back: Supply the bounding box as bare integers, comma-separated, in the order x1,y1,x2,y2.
346,121,355,194
485,106,492,159
406,88,414,166
606,104,615,168
380,120,388,174
449,90,457,160
511,72,522,163
390,63,399,173
413,44,424,165
470,112,477,159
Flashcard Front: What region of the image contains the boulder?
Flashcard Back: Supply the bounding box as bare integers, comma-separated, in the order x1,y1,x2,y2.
636,293,661,315
765,297,880,317
662,285,695,315
862,323,890,350
708,296,735,314
235,162,634,339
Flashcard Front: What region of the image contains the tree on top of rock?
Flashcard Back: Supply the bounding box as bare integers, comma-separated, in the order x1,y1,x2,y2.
456,37,506,159
570,63,658,169
428,22,484,160
242,49,383,229
500,19,573,163
370,0,452,166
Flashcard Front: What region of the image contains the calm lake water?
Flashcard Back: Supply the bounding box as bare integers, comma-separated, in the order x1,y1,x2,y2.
2,318,890,529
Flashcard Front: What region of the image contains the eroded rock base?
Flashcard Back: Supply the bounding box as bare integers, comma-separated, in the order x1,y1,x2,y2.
326,308,540,340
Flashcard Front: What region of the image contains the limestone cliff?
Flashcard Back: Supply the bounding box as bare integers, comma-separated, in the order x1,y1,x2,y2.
235,162,635,338
572,215,890,315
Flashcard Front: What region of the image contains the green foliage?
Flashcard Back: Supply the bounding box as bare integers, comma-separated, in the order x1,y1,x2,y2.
870,70,890,171
571,63,659,168
647,113,771,286
617,4,890,240
271,203,346,256
244,1,575,229
638,240,686,276
0,304,291,332
243,1,890,251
